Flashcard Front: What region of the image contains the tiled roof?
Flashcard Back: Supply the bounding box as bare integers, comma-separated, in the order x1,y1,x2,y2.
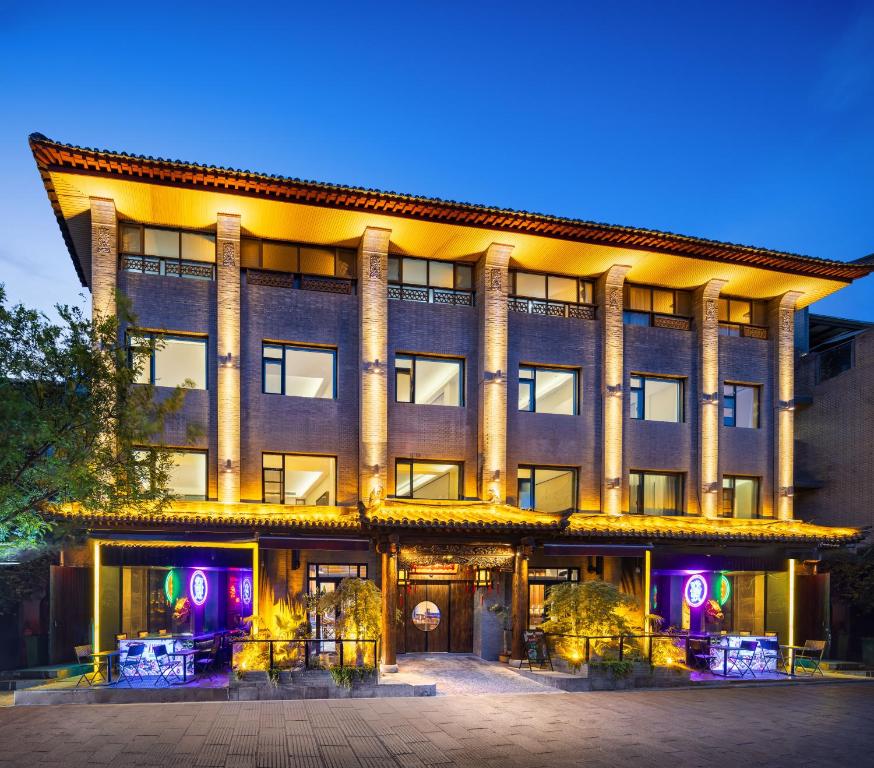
29,133,873,285
53,501,362,531
564,513,863,546
363,499,566,532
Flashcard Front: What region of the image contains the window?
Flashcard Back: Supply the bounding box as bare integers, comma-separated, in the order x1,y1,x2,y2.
722,476,760,519
518,366,578,414
517,466,577,513
629,375,683,422
134,449,207,500
120,225,216,280
395,355,463,406
528,568,580,627
817,340,854,383
130,333,207,390
262,344,336,398
262,454,336,505
723,383,759,428
624,285,691,325
388,257,473,290
240,238,356,278
718,297,767,336
511,272,594,304
308,564,368,641
395,461,461,500
629,472,683,516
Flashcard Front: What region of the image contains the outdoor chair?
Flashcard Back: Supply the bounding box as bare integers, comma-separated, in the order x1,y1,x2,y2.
73,644,105,688
117,642,147,687
725,640,758,678
758,637,780,673
792,640,826,677
152,643,180,687
194,637,218,677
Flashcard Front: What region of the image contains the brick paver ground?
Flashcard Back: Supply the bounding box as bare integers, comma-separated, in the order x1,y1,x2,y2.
1,683,872,767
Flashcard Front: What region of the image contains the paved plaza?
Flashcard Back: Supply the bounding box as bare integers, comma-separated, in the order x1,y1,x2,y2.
0,682,872,767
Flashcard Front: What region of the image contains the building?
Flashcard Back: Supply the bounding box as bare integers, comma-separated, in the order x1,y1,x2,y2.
29,133,870,671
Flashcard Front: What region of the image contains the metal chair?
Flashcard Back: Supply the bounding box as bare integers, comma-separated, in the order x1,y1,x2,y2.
726,640,758,678
758,637,780,673
117,642,147,687
194,637,219,677
73,644,105,688
153,643,180,687
793,640,826,677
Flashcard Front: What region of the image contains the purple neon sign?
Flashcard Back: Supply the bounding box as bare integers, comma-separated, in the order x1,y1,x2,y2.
684,574,708,608
189,569,209,606
241,575,252,606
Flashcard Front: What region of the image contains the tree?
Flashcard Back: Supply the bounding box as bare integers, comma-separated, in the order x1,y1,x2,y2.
0,286,197,559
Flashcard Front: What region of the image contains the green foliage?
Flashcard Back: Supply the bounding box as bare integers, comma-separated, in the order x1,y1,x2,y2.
828,545,874,618
316,577,382,641
0,286,198,557
0,554,52,616
267,667,281,687
540,580,639,664
589,660,634,679
329,664,376,689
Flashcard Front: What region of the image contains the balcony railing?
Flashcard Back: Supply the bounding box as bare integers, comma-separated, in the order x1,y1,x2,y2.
388,283,474,306
509,297,596,320
246,268,355,295
719,322,768,339
120,254,215,281
624,310,692,330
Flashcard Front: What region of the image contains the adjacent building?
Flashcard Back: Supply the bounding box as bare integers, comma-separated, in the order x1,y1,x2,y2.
29,133,869,669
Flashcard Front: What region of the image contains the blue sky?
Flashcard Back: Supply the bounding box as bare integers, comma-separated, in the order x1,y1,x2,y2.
2,1,873,319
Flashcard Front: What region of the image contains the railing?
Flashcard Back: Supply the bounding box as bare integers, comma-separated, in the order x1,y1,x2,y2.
120,254,215,281
544,631,690,665
232,637,379,671
624,310,692,330
246,269,355,295
719,322,768,339
509,297,596,320
388,283,474,306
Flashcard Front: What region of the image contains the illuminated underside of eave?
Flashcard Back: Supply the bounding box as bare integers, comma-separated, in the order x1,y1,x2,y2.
43,168,859,308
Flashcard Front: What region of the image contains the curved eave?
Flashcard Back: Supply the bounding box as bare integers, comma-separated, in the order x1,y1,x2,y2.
366,516,564,533
29,133,873,284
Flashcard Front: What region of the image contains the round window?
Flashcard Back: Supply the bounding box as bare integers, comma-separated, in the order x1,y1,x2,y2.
411,601,441,632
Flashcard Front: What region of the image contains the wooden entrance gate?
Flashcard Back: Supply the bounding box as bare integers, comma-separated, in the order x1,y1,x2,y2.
398,580,473,653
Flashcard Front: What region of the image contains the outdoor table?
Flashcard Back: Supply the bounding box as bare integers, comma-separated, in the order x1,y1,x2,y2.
779,644,807,676
167,649,196,684
90,649,121,685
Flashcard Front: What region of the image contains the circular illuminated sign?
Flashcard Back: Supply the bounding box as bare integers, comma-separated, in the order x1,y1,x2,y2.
717,574,731,606
164,570,176,603
684,574,708,608
411,601,441,632
241,575,252,606
189,569,209,606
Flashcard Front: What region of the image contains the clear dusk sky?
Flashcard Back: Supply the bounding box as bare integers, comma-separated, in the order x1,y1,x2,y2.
1,1,873,320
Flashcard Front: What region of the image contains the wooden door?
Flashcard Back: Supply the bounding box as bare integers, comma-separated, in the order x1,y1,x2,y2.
50,566,92,663
449,582,473,653
427,583,450,652
404,583,429,653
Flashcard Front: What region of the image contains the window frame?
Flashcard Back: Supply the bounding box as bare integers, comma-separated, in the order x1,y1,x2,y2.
394,459,463,500
628,471,684,516
623,283,692,326
241,237,357,278
816,340,855,383
723,382,760,428
134,447,209,500
394,353,465,407
517,464,578,513
261,452,338,505
518,365,579,414
629,374,684,423
261,342,338,399
718,295,767,336
388,256,473,292
509,270,595,305
721,475,761,519
119,223,216,259
128,331,209,390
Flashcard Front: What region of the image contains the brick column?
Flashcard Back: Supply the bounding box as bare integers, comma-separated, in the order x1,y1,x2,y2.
90,198,117,321
770,291,803,520
217,213,241,503
598,265,631,514
477,243,513,503
359,227,391,503
695,279,727,518
379,537,399,672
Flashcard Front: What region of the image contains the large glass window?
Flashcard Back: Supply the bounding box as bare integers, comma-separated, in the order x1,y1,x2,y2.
130,333,207,390
718,297,767,335
134,449,207,500
262,344,336,399
624,285,691,325
262,454,336,505
510,272,594,304
240,238,356,278
629,472,683,516
518,366,578,415
723,383,759,428
528,568,580,627
388,257,473,292
395,354,463,406
722,476,760,519
518,466,577,513
307,563,368,642
817,341,854,383
630,375,683,422
395,461,461,500
121,225,216,263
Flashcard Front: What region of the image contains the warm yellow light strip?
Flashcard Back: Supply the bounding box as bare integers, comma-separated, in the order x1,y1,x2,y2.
644,550,651,618
93,540,101,654
788,558,796,649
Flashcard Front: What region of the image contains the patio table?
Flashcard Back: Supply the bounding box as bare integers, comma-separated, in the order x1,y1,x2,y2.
90,650,121,685
779,644,807,676
167,649,196,684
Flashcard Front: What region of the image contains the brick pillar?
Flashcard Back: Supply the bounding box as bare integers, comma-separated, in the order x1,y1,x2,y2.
90,198,117,321
217,213,241,503
379,537,399,672
477,243,513,503
598,265,631,514
359,227,391,503
695,279,727,518
510,543,530,662
770,291,803,520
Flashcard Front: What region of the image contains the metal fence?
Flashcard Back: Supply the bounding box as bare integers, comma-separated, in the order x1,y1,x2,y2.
544,632,690,665
232,637,379,672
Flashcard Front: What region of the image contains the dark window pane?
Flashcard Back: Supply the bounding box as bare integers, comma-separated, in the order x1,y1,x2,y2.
455,265,473,291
